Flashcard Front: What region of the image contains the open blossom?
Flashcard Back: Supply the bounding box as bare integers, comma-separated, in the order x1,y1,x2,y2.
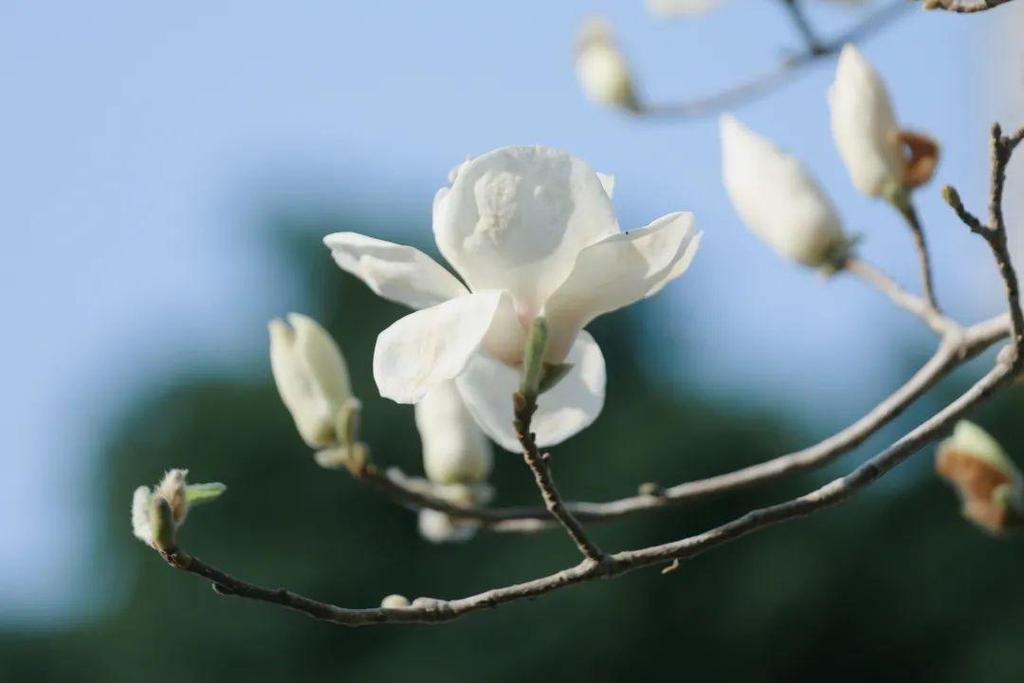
720,115,848,268
269,314,363,466
936,421,1024,534
416,380,493,485
575,18,637,111
325,146,701,451
132,469,226,549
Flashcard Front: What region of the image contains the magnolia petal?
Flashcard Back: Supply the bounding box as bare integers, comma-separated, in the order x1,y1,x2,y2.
373,291,512,404
542,212,700,361
596,172,615,199
456,331,606,452
324,232,468,310
828,44,904,197
721,115,847,267
432,146,619,317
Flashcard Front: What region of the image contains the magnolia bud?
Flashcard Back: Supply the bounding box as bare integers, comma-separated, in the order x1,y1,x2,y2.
575,18,638,111
131,469,226,549
416,381,493,485
936,421,1024,535
829,45,905,198
269,313,356,449
720,115,849,269
418,509,476,544
645,0,725,17
380,594,410,609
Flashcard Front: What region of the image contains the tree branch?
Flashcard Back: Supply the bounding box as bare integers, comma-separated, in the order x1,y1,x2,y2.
156,354,1015,626
349,313,1009,532
922,0,1017,12
152,121,1024,628
634,0,911,120
514,389,604,561
843,257,951,335
897,197,941,310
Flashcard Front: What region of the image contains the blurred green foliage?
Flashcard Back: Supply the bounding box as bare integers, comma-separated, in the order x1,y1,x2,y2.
2,215,1023,682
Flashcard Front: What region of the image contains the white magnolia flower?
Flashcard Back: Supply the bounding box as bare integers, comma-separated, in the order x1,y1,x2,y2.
416,380,493,485
325,145,701,451
269,313,359,451
132,469,226,548
828,44,905,198
720,115,848,268
575,18,637,111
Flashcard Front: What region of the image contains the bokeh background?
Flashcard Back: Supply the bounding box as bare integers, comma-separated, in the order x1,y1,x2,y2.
3,1,1024,680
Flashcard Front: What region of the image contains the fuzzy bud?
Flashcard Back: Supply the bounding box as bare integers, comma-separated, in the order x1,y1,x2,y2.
936,421,1024,535
575,18,638,111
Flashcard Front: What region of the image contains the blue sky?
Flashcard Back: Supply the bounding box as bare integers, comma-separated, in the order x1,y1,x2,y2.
1,0,1019,623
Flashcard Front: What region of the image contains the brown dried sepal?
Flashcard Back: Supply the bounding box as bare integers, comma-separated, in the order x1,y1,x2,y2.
899,130,940,190
935,447,1021,534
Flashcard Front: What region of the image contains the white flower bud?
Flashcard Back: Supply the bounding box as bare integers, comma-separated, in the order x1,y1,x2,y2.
131,469,226,548
936,421,1024,534
415,381,493,485
645,0,726,17
828,44,904,198
269,313,357,449
720,115,848,268
575,18,637,111
380,594,410,609
418,509,476,544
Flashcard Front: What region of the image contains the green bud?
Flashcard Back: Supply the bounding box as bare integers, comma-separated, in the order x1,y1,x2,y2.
519,317,550,398
149,496,177,552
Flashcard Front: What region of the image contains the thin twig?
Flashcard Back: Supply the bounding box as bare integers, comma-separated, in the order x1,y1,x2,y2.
514,390,604,561
892,196,941,311
843,257,952,335
922,0,1016,12
635,0,911,120
943,125,1024,352
780,0,826,54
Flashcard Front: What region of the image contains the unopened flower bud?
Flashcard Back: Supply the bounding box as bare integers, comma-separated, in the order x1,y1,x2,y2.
416,381,493,485
935,421,1024,534
269,313,359,450
721,115,850,269
645,0,725,17
575,18,638,111
418,509,476,544
131,469,226,549
380,594,410,609
829,44,938,200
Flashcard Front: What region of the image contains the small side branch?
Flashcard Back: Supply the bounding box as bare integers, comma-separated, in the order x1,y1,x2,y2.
922,0,1016,12
943,124,1024,355
843,257,951,335
635,0,910,120
515,390,605,562
892,196,941,311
